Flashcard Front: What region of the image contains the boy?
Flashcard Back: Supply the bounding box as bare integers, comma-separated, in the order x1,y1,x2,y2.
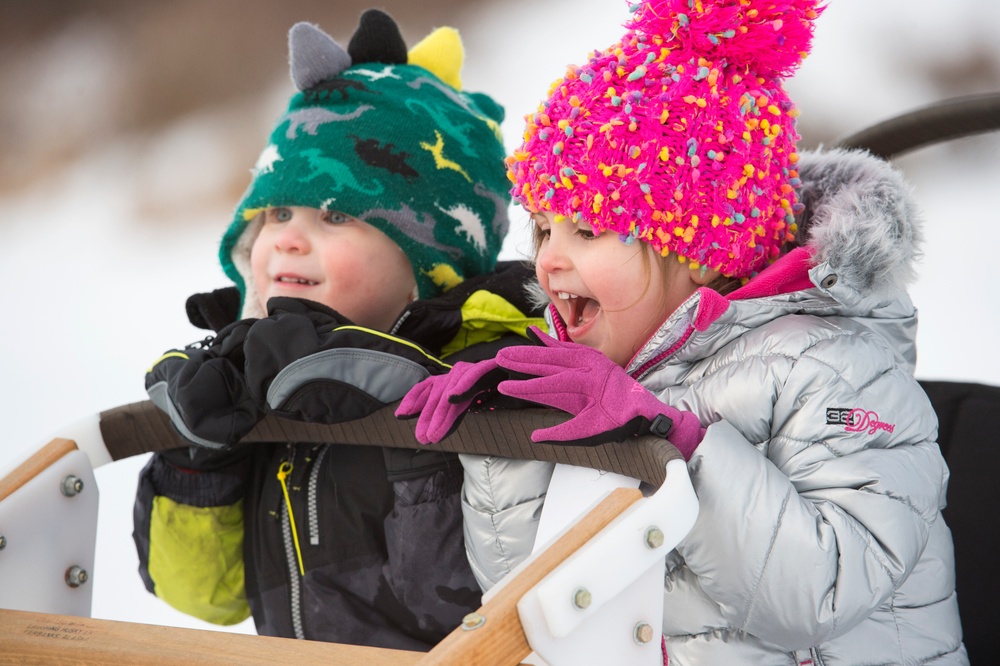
133,10,542,650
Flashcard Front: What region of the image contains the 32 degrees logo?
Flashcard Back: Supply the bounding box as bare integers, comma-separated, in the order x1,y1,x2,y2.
826,408,896,435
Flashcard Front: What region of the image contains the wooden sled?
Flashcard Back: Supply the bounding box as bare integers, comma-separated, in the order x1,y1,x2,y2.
4,91,1000,664
0,402,693,665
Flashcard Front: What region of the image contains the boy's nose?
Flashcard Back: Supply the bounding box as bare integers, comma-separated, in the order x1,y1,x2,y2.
275,214,311,253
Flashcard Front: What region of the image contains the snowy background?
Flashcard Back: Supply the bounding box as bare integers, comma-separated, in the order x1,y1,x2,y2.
2,0,999,634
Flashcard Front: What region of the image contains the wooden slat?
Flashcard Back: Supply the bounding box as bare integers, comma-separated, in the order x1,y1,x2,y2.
417,487,643,665
98,401,681,487
0,437,77,503
0,609,422,665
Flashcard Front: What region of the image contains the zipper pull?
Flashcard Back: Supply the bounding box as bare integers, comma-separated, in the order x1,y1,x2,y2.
277,461,305,576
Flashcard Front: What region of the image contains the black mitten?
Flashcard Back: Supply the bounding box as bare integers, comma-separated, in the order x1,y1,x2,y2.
185,287,241,332
243,297,451,424
145,318,261,449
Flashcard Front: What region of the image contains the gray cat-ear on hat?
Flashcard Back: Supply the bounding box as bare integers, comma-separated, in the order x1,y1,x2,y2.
287,22,352,91
288,9,408,91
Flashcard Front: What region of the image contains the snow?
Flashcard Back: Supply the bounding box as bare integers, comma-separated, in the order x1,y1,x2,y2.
1,0,998,633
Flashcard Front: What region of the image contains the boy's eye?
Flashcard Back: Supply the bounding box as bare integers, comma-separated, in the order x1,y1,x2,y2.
322,211,351,225
273,207,293,222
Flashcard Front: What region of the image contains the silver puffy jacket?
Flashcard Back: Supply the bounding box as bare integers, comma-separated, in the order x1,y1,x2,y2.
460,149,968,665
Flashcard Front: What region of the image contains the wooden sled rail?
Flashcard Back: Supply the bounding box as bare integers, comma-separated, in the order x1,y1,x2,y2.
0,607,423,666
99,399,681,487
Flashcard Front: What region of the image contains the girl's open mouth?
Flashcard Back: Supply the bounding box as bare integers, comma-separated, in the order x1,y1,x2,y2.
557,291,600,334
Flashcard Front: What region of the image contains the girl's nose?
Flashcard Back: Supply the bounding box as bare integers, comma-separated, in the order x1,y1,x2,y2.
536,234,571,273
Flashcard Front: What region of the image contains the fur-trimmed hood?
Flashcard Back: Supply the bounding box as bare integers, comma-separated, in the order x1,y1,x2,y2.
795,147,923,299
620,147,926,378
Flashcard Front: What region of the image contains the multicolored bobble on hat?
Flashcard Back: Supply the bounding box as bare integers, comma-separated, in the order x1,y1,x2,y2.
507,0,824,279
221,10,511,314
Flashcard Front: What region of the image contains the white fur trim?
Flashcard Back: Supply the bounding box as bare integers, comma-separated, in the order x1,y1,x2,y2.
233,215,267,319
796,148,924,297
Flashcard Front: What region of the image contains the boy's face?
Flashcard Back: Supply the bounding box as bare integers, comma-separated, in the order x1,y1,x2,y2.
532,211,703,368
250,206,416,331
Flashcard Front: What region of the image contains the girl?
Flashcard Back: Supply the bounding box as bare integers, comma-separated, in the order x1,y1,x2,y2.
397,0,968,662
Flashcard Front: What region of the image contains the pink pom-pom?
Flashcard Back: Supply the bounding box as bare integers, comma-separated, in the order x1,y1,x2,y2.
629,0,824,78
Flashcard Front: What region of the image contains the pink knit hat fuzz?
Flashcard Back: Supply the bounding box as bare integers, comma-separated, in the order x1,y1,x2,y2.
508,0,824,278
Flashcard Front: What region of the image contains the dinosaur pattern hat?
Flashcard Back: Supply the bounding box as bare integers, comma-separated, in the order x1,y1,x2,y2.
222,10,511,316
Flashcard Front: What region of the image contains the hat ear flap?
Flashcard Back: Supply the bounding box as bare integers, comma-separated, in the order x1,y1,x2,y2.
347,9,407,65
288,22,351,91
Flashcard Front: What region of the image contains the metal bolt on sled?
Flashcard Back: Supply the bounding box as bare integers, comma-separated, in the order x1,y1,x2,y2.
634,622,655,645
65,566,88,588
61,475,84,497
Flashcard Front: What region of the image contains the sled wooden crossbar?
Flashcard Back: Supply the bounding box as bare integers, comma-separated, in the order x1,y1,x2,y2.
99,400,681,488
0,607,424,665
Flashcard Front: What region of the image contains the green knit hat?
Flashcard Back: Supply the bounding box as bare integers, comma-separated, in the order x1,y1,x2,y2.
221,10,510,316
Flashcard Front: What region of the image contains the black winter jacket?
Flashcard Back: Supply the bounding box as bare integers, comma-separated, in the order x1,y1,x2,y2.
132,262,542,650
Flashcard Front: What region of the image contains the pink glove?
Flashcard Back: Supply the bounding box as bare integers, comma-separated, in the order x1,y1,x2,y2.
495,327,705,459
395,359,508,444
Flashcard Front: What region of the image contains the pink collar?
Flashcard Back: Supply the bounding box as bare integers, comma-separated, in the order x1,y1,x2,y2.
694,247,815,331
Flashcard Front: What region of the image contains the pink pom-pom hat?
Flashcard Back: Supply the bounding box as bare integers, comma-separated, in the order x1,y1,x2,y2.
507,0,825,278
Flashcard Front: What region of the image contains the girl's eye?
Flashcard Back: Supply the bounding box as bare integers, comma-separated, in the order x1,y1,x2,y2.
273,207,293,222
576,227,599,240
322,211,351,225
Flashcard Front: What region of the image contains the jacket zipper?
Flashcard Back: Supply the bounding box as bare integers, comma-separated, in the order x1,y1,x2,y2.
793,648,822,665
277,447,305,639
277,460,305,575
632,324,695,380
279,501,305,639
308,445,330,546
